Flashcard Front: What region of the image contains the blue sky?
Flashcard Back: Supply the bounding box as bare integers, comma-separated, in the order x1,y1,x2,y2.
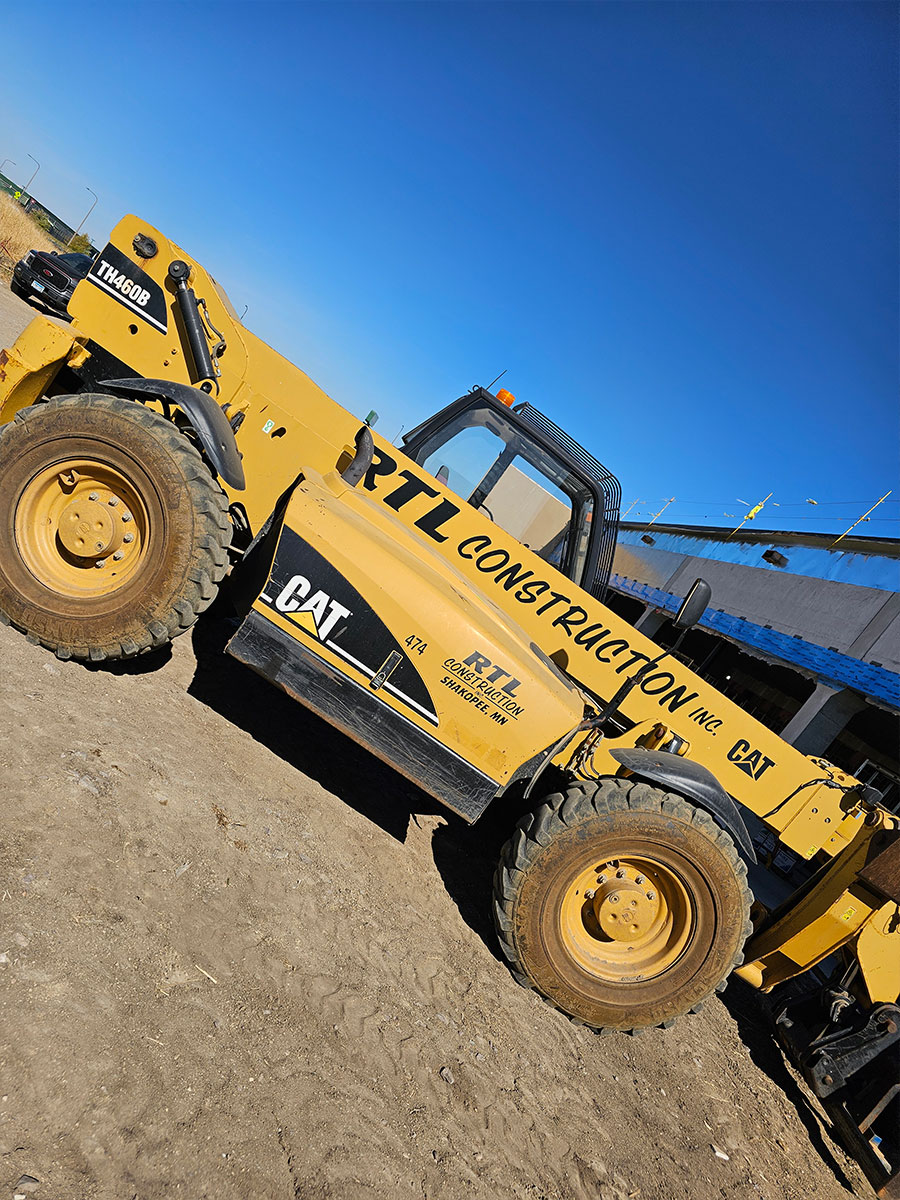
2,1,896,537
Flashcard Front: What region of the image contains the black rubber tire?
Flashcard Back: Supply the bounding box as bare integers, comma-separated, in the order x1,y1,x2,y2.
0,394,231,661
493,777,752,1033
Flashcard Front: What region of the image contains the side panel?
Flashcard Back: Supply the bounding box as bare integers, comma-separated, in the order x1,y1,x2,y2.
353,446,871,856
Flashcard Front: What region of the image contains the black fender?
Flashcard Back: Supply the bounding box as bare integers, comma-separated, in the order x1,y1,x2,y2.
609,748,757,862
100,377,245,490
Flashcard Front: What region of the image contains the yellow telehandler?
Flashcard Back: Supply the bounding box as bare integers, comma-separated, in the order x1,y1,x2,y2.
1,216,897,1195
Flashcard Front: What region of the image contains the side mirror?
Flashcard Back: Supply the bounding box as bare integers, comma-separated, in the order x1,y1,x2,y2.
673,578,711,630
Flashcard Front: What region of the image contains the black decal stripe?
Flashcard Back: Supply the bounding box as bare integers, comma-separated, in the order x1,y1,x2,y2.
258,602,438,726
228,611,499,823
264,526,438,723
86,273,167,332
323,637,439,725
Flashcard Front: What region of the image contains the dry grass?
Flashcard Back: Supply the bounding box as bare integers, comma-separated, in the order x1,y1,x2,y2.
0,193,57,276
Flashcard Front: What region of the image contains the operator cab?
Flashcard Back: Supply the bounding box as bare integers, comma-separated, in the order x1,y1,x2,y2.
402,387,621,598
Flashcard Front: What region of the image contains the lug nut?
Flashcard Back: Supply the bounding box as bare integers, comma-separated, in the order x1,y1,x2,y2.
616,869,627,879
113,550,124,561
646,891,656,901
88,491,99,501
108,496,120,507
596,874,607,885
95,558,106,568
635,875,645,885
123,532,134,543
584,889,595,900
122,511,132,523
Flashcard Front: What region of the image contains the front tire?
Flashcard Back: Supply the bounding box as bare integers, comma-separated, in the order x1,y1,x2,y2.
0,394,231,660
493,777,752,1032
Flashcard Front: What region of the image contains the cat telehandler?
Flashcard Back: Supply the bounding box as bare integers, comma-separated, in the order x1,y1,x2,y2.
0,216,897,1194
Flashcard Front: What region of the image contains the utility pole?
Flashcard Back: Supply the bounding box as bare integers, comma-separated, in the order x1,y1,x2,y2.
727,493,772,539
644,497,676,529
68,187,98,246
21,154,40,201
830,491,893,548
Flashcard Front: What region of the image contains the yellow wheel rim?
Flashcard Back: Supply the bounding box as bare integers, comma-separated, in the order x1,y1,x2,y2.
559,855,695,982
15,458,150,598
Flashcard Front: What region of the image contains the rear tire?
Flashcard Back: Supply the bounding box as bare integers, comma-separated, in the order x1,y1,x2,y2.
493,777,752,1032
0,394,231,661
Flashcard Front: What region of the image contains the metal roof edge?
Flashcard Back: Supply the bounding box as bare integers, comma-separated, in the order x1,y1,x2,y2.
618,521,900,559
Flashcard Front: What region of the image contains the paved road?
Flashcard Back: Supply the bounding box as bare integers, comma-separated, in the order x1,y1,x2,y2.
0,275,69,350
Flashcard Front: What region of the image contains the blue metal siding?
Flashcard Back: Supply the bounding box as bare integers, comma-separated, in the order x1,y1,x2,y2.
611,574,900,712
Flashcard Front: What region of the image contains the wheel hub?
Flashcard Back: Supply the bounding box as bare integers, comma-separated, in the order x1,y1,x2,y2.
593,869,660,942
559,855,695,982
57,498,117,558
15,459,146,597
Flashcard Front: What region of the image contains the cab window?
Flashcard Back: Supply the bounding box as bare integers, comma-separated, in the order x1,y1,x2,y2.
413,404,593,583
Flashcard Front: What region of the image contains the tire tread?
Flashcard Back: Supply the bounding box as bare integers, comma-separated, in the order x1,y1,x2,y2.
0,394,231,660
492,777,752,1035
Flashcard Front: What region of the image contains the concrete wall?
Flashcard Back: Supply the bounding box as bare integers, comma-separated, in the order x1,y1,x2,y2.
488,465,570,554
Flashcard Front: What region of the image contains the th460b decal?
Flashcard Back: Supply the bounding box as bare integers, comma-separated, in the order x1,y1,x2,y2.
86,243,169,334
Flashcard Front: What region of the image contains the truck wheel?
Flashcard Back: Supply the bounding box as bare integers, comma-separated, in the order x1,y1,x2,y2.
493,777,752,1032
0,394,231,661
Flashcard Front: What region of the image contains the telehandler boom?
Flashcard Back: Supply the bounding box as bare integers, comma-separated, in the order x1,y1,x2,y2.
1,216,897,1194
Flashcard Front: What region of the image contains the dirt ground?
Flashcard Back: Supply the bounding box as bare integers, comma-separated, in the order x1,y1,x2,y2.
0,286,873,1199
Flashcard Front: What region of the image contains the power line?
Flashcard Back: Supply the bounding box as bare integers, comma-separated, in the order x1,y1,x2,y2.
624,510,898,525
638,498,900,508
624,513,898,523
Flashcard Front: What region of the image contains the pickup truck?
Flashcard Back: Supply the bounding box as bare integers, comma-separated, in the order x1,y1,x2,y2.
10,249,93,317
